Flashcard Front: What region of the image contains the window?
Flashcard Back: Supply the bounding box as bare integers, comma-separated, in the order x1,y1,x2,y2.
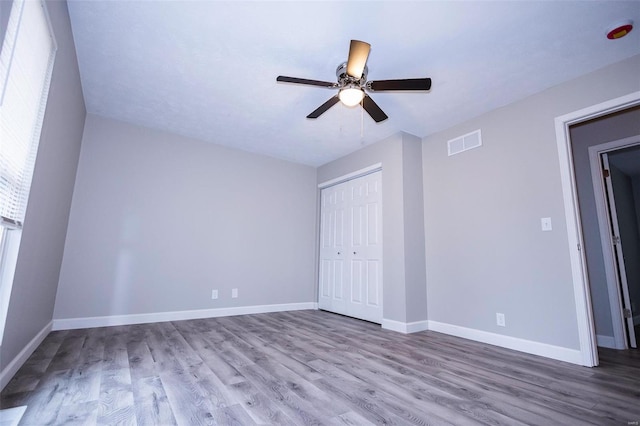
0,0,56,344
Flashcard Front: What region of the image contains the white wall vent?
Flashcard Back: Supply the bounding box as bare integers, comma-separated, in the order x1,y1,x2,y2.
447,129,482,156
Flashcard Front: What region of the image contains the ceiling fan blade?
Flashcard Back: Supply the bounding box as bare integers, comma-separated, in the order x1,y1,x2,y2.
362,94,388,123
346,40,371,79
368,78,432,91
277,76,337,88
307,95,340,119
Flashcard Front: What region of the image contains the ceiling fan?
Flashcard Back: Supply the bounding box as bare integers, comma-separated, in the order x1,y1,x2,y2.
276,40,431,123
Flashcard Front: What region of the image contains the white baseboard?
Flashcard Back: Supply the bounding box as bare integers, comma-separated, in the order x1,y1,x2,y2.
52,302,318,331
596,334,616,349
0,405,26,426
427,320,583,365
1,321,52,391
382,319,429,334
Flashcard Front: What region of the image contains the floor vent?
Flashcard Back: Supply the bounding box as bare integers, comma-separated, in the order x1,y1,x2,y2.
448,129,482,156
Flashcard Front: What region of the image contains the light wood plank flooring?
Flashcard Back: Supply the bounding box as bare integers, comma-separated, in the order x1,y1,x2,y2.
1,310,639,425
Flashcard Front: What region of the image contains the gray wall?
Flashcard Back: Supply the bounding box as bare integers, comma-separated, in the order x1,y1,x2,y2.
1,0,85,371
317,132,428,324
570,107,640,339
54,115,317,320
422,54,640,350
401,134,428,323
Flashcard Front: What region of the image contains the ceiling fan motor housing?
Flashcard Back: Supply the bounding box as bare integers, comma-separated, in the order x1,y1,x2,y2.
336,62,368,88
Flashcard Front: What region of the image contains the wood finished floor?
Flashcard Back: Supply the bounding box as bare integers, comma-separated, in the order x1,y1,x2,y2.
1,310,639,425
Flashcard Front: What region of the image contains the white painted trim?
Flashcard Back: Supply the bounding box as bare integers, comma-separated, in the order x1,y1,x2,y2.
318,163,382,189
427,320,583,365
596,334,616,349
555,115,598,366
381,319,429,334
554,91,640,367
0,405,26,426
0,320,52,390
405,320,429,333
588,136,640,350
381,319,408,333
52,302,318,331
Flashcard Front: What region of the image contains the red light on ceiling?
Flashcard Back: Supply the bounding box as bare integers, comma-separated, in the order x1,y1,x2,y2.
607,21,633,40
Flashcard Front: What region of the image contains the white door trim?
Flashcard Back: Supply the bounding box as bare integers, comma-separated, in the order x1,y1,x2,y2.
589,136,640,350
554,91,640,367
318,163,382,189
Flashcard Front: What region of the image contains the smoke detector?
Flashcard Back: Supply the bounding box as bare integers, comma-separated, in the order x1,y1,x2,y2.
607,20,633,40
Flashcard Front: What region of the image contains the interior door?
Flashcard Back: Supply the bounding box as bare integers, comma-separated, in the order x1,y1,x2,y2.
319,181,348,315
602,153,637,348
319,171,383,323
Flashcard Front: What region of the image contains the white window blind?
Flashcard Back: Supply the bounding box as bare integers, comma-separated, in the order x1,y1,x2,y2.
0,0,57,230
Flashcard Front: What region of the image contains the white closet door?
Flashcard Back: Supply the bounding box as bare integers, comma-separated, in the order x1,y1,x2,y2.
319,180,348,315
319,171,382,323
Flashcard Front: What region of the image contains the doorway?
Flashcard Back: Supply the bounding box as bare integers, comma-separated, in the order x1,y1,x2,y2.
556,100,640,366
318,170,383,324
607,146,640,349
554,92,640,367
588,139,640,349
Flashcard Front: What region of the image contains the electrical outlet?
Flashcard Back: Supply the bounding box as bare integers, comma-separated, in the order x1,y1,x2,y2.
496,313,506,327
541,217,552,231
211,289,218,300
232,288,238,298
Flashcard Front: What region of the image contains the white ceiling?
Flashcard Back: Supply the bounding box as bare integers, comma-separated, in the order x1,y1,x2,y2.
67,1,640,167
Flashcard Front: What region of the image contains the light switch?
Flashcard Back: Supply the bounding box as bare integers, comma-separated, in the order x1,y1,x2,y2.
541,217,552,231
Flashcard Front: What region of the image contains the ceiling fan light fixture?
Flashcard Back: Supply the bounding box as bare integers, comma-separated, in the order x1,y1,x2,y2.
339,87,364,107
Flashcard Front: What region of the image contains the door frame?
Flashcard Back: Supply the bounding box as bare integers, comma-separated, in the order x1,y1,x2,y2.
555,91,640,367
589,136,640,350
318,163,382,190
